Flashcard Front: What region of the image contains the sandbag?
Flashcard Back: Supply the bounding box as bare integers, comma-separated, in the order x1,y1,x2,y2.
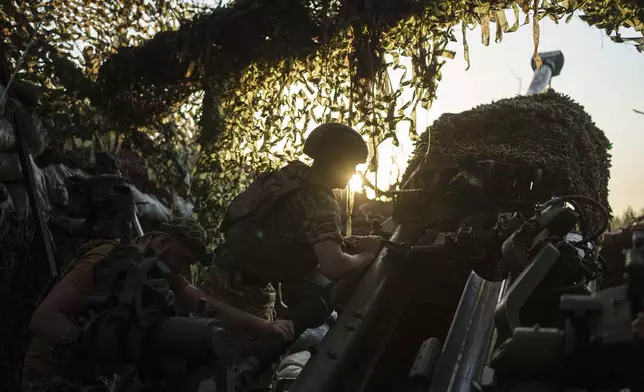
0,118,15,151
13,105,48,157
42,164,87,208
0,183,15,234
0,100,48,155
129,185,172,222
173,194,195,218
0,152,21,182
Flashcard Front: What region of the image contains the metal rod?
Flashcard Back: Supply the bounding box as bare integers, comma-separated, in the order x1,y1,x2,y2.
0,2,57,277
132,204,144,237
10,105,57,276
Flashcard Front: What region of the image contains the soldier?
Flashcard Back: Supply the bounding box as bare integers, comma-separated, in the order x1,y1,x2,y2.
202,123,384,323
22,217,295,392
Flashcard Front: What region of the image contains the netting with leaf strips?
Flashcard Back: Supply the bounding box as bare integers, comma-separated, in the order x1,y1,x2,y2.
400,90,612,235
1,0,641,241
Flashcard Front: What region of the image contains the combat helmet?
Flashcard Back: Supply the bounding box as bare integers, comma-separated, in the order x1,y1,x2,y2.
159,217,208,258
303,123,368,164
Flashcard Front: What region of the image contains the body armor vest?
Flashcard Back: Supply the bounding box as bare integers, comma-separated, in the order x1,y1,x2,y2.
220,161,333,282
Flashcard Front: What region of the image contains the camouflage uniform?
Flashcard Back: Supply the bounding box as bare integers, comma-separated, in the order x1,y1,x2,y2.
201,161,344,322
21,218,207,392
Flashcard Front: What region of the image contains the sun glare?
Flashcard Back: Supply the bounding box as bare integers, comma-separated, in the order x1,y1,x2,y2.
231,55,443,201
349,173,363,191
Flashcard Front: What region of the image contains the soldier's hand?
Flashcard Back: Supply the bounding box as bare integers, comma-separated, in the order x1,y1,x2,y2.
260,320,296,341
352,235,384,257
344,236,364,251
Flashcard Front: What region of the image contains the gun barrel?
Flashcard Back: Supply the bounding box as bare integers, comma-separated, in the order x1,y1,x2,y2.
289,225,413,392
526,51,564,95
526,65,553,95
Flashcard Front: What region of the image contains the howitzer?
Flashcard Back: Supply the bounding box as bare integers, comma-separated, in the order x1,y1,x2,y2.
285,192,607,392
282,49,613,392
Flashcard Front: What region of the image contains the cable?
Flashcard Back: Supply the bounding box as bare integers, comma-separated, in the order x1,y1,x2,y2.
540,195,610,244
568,200,588,239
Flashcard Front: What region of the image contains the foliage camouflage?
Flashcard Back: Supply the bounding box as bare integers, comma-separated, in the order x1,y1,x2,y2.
1,0,642,240
399,90,612,233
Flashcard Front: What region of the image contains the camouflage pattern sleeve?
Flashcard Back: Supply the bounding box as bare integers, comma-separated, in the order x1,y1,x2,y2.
292,187,343,245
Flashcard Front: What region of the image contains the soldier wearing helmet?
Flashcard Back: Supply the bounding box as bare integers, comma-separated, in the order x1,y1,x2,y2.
202,123,384,323
22,218,294,392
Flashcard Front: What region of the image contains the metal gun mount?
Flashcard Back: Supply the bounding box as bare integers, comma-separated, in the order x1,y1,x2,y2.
527,50,565,95
482,224,644,391
286,213,526,392
279,192,608,392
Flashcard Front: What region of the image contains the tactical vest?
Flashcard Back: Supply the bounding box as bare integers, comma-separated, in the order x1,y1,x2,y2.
54,243,178,367
220,161,333,281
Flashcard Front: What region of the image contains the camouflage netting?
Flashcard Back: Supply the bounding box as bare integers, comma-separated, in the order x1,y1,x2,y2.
1,0,642,240
400,90,611,229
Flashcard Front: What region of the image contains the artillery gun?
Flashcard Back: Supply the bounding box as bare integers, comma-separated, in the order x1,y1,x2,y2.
272,51,635,392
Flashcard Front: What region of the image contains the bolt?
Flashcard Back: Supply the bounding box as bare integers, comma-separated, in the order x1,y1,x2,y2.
327,350,338,359
352,311,363,319
345,322,355,331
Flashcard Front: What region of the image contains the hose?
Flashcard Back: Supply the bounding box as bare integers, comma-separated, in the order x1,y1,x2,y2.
540,195,610,244
568,200,588,239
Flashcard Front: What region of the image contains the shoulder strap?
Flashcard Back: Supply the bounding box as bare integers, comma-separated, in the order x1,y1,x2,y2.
61,239,119,277
222,166,321,232
36,239,119,305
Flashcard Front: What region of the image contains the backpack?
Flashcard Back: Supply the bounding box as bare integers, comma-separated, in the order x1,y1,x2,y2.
221,161,332,261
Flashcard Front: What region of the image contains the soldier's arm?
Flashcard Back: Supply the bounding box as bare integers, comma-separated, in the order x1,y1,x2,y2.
29,280,85,344
314,241,376,280
178,285,295,340
297,188,377,280
29,245,110,344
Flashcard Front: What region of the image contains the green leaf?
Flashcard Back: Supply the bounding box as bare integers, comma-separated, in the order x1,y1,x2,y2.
462,21,471,71
481,12,491,46
438,50,456,59
508,4,521,32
